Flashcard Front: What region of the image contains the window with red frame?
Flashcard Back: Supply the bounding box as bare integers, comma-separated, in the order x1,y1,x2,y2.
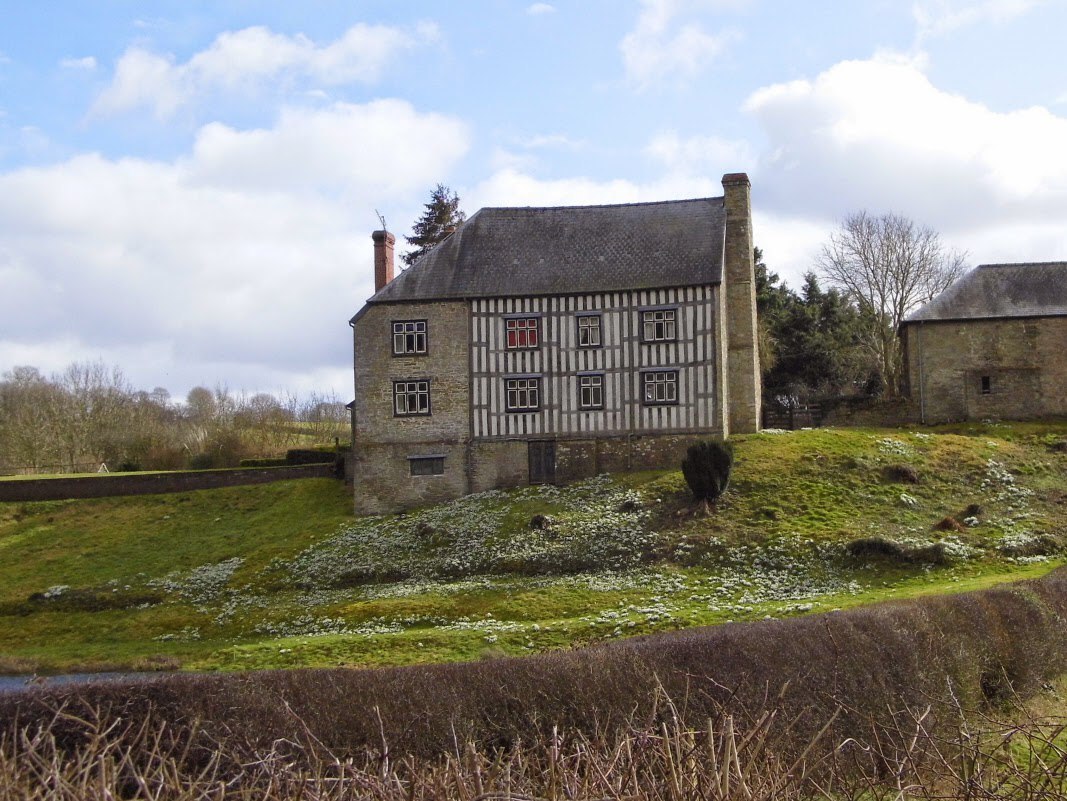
505,317,540,349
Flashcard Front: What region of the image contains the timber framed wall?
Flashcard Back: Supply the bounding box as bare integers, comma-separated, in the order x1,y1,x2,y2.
469,285,723,440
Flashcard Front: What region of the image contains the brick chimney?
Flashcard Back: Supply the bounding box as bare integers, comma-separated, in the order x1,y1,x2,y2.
721,172,762,434
372,230,395,292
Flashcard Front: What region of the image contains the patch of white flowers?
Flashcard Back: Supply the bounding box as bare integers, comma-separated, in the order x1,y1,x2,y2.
877,437,913,457
283,474,658,586
148,557,244,604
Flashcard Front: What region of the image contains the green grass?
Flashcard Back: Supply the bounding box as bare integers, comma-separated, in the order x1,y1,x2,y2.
1,422,1065,674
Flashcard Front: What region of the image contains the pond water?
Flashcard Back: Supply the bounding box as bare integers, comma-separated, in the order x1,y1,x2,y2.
0,672,167,693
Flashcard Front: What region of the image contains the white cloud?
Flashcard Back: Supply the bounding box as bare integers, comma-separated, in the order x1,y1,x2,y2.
60,56,97,71
620,0,743,88
742,55,1067,272
471,166,718,210
526,3,556,14
520,133,584,149
0,100,468,396
645,131,753,174
92,23,433,118
187,100,468,197
913,0,1047,38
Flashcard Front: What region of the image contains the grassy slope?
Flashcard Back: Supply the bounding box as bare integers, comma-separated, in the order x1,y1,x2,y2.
0,422,1064,674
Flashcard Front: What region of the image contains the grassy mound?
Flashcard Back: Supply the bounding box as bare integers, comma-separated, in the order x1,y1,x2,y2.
0,422,1065,673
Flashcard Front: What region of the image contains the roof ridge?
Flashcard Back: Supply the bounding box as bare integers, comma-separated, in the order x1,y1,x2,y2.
977,261,1067,269
476,196,722,213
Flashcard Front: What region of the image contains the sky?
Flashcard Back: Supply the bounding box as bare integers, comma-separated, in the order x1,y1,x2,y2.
2,0,1066,400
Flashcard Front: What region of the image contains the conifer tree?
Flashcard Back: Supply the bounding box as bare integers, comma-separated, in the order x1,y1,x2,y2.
403,184,466,267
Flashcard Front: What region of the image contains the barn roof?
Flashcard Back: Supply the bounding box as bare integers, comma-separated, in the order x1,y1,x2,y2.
367,197,726,304
904,262,1067,323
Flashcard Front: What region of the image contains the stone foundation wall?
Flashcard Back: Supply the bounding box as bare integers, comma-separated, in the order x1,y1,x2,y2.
353,441,468,515
355,431,723,515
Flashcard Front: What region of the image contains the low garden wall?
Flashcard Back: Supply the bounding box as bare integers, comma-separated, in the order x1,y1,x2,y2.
0,463,335,503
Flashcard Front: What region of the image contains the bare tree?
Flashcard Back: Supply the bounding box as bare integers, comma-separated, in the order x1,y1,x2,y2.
0,367,64,471
52,362,132,470
816,211,967,395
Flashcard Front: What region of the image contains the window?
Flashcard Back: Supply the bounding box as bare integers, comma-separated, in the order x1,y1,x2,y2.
642,370,678,405
641,308,677,342
981,375,992,395
505,377,541,411
577,314,602,347
408,455,444,476
392,320,427,355
578,374,604,410
505,317,540,349
394,380,430,416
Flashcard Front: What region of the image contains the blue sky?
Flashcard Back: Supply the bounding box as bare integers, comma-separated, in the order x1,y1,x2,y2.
2,1,1066,399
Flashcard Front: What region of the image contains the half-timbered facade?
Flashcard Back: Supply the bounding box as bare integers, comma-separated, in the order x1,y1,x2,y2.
350,173,760,514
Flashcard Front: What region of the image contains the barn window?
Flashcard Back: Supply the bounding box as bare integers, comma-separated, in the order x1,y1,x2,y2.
981,375,992,395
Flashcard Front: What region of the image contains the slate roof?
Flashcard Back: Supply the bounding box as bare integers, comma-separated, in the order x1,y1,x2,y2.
904,262,1067,323
368,197,726,304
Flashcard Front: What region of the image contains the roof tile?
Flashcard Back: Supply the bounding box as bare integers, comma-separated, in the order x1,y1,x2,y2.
369,197,726,303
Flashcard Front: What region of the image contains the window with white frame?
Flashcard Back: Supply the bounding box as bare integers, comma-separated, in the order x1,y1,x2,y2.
578,373,604,410
641,308,677,342
577,314,602,347
505,377,541,411
505,317,540,349
642,370,678,405
394,379,430,416
392,320,427,355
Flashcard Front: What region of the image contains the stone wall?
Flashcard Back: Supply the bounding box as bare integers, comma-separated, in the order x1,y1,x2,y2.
903,317,1067,423
352,300,472,513
353,442,468,515
0,464,334,503
469,440,528,494
353,301,471,446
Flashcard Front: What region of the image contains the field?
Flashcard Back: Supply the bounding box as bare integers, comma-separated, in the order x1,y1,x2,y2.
0,421,1065,675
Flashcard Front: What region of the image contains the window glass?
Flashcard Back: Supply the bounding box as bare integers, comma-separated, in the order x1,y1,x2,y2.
641,309,677,342
392,320,427,355
505,377,540,411
505,317,540,349
642,370,678,404
579,374,604,409
409,456,444,476
577,314,602,347
394,380,430,415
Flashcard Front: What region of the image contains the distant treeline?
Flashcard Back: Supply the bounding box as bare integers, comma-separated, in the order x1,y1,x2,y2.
0,362,348,474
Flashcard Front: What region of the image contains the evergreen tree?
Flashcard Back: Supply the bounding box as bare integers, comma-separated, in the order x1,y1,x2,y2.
402,184,466,267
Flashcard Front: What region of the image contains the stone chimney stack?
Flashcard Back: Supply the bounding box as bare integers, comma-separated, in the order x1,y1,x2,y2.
721,173,762,434
372,230,395,292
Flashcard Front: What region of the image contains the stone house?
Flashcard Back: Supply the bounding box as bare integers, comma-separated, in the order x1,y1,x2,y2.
901,262,1067,423
349,173,761,514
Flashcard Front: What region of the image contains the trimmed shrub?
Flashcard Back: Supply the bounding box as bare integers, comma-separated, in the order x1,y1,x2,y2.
681,440,733,505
